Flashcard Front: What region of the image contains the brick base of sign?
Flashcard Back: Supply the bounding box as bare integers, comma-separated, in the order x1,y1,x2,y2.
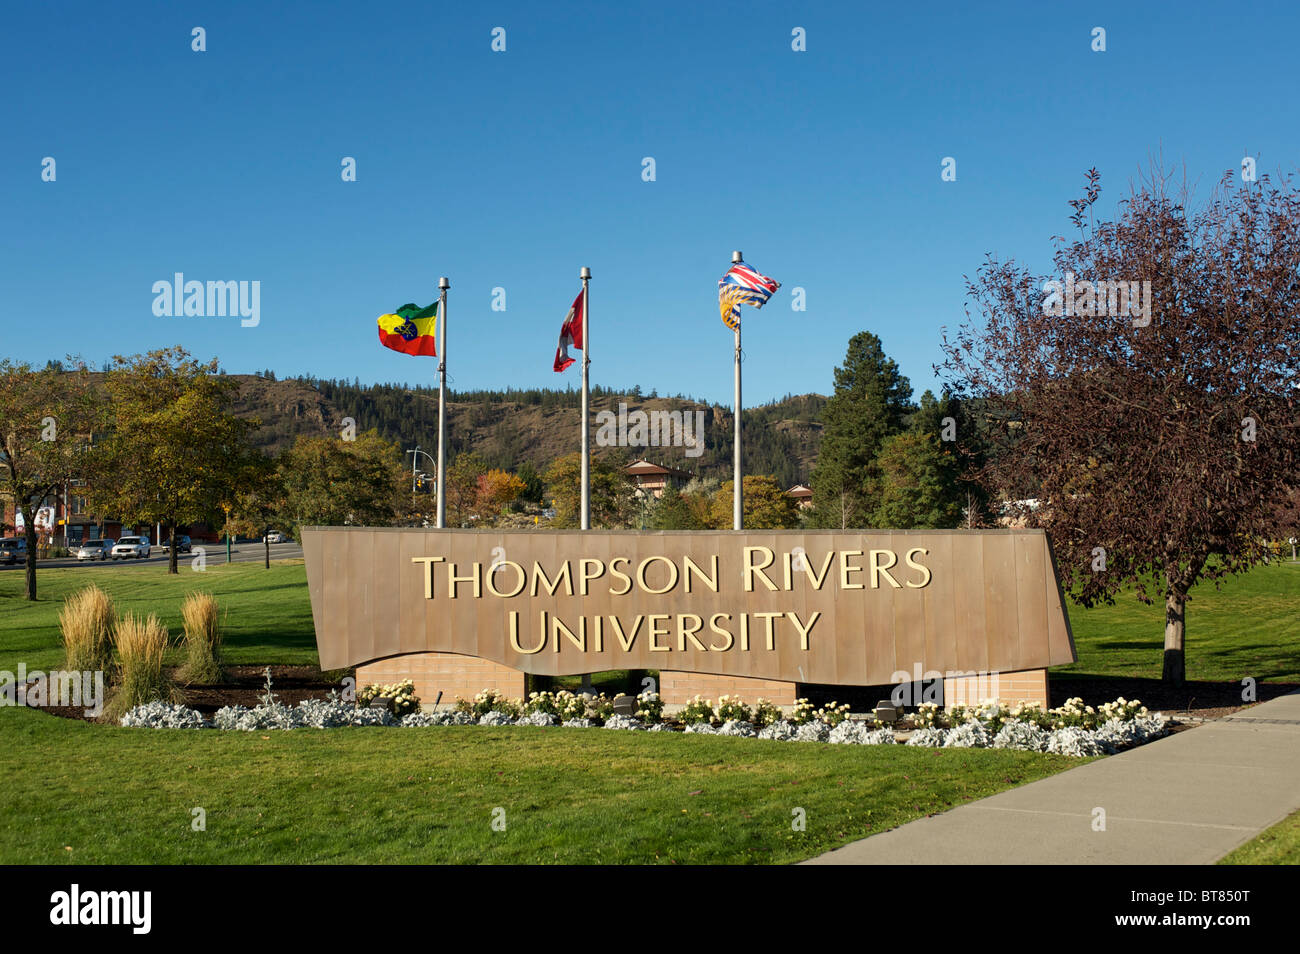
356,652,526,710
942,667,1049,708
658,670,799,706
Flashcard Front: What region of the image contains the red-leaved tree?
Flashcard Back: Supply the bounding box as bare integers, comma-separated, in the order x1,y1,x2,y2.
939,166,1300,684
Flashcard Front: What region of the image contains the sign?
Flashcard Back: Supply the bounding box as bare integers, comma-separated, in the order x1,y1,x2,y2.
304,528,1077,686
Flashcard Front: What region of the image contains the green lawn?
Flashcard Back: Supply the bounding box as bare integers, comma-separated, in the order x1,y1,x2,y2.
0,561,317,672
2,559,1295,865
0,704,1077,864
1218,808,1300,865
1058,561,1300,683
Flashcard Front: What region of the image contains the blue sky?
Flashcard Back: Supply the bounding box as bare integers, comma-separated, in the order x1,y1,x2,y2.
3,1,1297,407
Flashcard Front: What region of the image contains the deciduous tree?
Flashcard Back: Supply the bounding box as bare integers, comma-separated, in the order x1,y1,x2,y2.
940,167,1300,684
0,359,97,599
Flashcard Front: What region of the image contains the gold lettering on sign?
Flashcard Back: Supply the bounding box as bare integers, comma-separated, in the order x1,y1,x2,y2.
677,613,707,652
578,558,605,595
743,546,778,591
708,612,734,651
608,557,633,596
869,549,901,589
610,614,643,651
637,555,679,594
648,614,671,651
683,555,718,593
448,561,482,598
788,610,821,649
532,560,574,597
412,556,445,598
509,610,546,654
756,611,781,650
905,547,932,588
486,561,526,598
839,550,865,589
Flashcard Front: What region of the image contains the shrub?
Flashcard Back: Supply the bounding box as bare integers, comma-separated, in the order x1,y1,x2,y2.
815,701,851,727
913,702,947,729
752,698,783,727
678,695,715,726
462,689,518,718
59,584,115,674
716,694,751,724
108,612,172,719
358,679,420,717
635,690,665,724
584,693,614,721
788,698,816,725
178,591,222,684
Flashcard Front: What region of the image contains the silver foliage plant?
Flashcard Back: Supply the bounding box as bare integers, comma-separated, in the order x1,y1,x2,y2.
603,714,648,731
119,701,207,729
991,720,1051,752
116,689,1171,760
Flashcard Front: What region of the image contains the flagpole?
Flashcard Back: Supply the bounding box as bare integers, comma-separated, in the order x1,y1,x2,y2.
731,250,743,531
580,267,591,531
436,276,449,529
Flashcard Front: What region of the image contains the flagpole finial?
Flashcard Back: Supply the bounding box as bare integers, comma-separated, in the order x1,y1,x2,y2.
731,250,743,263
580,267,591,279
438,277,450,289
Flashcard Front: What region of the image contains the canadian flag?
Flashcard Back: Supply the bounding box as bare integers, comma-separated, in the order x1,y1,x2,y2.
553,289,585,372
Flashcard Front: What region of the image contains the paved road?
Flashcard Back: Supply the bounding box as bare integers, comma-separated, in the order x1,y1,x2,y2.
805,690,1300,865
0,542,304,571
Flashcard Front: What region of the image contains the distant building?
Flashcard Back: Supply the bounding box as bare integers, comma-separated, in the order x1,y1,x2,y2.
786,484,813,509
625,458,693,499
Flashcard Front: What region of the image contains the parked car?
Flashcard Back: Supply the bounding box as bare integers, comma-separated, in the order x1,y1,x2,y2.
0,538,27,565
75,539,115,561
264,531,287,544
161,535,191,554
111,536,151,560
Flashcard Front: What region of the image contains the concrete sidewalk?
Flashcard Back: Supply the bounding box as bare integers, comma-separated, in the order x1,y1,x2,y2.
805,691,1300,865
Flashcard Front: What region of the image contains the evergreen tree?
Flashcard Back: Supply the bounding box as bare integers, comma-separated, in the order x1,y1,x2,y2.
809,332,914,528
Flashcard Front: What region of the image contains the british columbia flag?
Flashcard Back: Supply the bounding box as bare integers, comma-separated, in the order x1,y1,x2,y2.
718,261,780,330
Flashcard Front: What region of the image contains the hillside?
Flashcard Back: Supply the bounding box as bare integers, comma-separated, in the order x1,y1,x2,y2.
232,375,826,488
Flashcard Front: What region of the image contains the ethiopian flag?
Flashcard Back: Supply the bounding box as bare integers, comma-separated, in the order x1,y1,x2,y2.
377,302,438,356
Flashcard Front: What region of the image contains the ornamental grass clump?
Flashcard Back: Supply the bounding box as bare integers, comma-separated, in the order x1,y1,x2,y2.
178,591,223,685
59,583,116,674
108,612,173,720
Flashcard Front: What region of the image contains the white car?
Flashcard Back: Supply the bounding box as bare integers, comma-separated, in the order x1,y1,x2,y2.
264,531,287,544
111,536,151,560
75,540,114,561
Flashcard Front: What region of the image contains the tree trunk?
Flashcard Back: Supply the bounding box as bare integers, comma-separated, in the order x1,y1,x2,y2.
168,520,179,575
1162,587,1186,685
23,516,37,601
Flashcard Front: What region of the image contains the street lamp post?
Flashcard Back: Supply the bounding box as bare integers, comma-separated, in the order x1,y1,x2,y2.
221,502,232,564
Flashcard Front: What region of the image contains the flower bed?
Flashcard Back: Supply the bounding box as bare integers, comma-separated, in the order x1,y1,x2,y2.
116,690,1171,758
